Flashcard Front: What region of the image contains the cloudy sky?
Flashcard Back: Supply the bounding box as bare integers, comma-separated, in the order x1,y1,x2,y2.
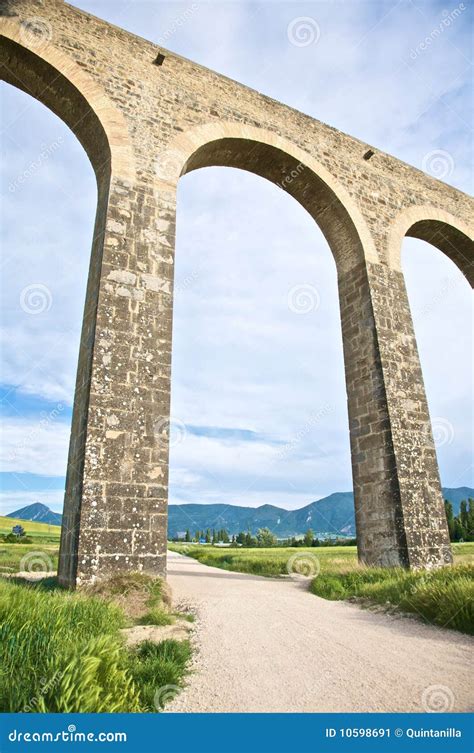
0,0,472,516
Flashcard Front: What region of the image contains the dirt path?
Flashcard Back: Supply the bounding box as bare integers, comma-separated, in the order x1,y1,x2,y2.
166,551,473,713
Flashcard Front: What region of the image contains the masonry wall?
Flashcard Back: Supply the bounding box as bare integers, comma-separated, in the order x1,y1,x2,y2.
1,0,472,584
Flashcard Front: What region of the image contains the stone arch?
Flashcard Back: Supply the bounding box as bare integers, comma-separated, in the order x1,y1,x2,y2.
0,17,135,185
156,122,378,275
386,206,474,286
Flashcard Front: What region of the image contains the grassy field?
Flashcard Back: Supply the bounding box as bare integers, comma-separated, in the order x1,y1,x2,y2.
0,574,191,712
170,542,474,634
0,517,61,576
0,516,61,539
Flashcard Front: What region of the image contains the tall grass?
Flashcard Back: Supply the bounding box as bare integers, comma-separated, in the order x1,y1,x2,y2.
310,563,474,634
0,577,191,712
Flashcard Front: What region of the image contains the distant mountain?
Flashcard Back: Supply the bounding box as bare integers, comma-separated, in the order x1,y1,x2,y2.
6,487,472,539
7,502,62,527
168,487,473,539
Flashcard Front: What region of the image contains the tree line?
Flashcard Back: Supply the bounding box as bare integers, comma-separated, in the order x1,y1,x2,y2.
177,498,473,547
444,499,474,542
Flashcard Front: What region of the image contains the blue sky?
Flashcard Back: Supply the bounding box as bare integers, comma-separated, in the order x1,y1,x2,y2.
0,0,472,515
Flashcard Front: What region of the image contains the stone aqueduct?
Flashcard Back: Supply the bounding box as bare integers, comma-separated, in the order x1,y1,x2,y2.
1,0,473,587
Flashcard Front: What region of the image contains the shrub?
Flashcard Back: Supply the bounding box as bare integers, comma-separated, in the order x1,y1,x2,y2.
128,640,192,711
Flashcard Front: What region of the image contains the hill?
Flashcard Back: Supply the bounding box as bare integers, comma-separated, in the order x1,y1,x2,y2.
6,502,62,527
6,488,472,539
168,487,473,538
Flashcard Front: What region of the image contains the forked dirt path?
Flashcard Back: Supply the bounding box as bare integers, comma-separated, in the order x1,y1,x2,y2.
166,551,473,713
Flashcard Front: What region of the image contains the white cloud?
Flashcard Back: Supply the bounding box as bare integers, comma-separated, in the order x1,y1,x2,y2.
0,418,71,477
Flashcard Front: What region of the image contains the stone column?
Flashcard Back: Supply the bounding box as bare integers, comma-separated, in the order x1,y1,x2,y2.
338,259,452,570
58,178,176,586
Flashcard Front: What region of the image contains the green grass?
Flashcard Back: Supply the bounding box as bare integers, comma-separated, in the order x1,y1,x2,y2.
0,576,191,712
169,542,361,576
311,564,474,634
137,608,174,626
0,543,59,577
128,640,192,710
171,542,474,634
0,516,61,538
